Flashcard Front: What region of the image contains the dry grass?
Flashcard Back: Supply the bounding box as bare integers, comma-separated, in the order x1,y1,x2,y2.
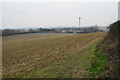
2,32,106,78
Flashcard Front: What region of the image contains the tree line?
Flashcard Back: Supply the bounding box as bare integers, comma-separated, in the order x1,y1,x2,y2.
2,28,55,36
1,26,103,37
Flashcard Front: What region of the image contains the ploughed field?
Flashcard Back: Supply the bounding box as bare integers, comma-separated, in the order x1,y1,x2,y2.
2,32,106,78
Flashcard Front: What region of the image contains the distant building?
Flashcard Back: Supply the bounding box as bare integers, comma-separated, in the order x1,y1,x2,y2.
98,26,108,31
62,30,66,33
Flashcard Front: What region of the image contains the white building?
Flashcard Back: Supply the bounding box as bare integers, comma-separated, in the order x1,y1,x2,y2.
118,1,120,20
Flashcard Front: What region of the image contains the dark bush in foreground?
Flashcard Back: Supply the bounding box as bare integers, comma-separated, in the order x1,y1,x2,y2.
100,21,120,78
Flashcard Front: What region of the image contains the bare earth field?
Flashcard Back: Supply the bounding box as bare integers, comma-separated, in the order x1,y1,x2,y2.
2,32,106,78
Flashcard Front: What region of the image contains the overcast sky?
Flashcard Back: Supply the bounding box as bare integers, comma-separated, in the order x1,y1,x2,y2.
0,1,119,29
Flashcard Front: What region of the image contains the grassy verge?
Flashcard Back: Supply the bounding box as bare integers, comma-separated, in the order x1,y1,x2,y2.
17,40,108,78
88,41,108,78
17,42,98,78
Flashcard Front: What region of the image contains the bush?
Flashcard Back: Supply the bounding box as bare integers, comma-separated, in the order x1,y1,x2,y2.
100,21,120,77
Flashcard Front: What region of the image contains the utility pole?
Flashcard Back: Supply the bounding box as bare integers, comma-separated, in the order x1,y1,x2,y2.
78,17,81,28
118,1,120,20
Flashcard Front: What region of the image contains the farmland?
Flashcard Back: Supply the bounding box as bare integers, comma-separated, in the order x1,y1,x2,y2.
2,32,106,78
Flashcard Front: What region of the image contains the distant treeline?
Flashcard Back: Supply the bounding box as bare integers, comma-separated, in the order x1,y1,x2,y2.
2,28,55,36
1,27,103,37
